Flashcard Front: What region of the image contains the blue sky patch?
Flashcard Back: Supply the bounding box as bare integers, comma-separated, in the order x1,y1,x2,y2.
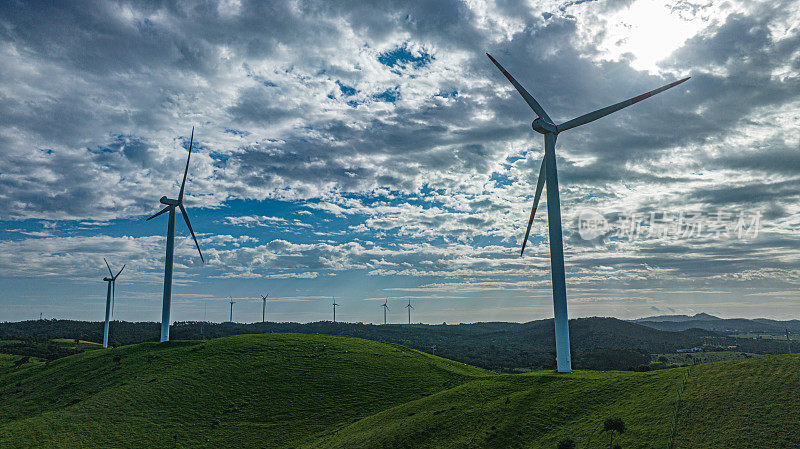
336,81,357,96
377,44,433,70
374,88,400,103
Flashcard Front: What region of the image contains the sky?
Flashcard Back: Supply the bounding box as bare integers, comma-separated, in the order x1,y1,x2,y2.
1,0,799,324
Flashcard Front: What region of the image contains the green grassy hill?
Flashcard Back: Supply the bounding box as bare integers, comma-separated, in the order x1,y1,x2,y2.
0,333,484,448
1,333,797,448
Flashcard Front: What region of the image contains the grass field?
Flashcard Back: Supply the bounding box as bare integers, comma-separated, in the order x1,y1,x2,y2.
652,351,761,365
733,332,799,341
0,353,41,371
51,338,102,347
0,333,797,448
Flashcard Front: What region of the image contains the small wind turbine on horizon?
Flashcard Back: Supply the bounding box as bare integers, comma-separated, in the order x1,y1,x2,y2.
101,258,125,349
381,298,390,325
229,297,236,323
487,53,689,373
261,293,269,323
332,296,338,323
145,127,204,342
405,298,414,325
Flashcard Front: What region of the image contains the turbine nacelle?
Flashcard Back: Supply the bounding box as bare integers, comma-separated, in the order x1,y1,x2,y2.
532,118,557,135
160,196,179,206
103,277,112,282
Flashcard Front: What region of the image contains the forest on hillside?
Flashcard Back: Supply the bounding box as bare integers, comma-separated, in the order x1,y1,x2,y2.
0,317,792,372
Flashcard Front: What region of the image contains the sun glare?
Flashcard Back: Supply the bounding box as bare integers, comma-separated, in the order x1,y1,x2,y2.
596,0,708,72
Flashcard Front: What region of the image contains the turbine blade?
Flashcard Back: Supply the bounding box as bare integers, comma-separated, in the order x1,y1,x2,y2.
486,53,552,123
557,77,690,132
178,126,194,202
146,206,171,221
104,258,113,277
179,203,204,263
115,264,126,279
521,157,547,256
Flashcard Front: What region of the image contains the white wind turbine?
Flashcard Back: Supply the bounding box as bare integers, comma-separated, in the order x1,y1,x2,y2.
145,127,204,342
261,293,269,323
487,53,689,373
381,298,390,325
101,258,125,348
332,296,339,323
405,298,413,325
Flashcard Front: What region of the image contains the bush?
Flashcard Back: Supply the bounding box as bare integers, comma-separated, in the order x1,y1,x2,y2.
557,438,576,449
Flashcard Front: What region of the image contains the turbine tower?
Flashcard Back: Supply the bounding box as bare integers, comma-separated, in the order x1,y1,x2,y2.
405,298,413,324
229,297,236,323
261,293,269,323
487,53,689,373
381,298,390,325
145,127,204,342
101,258,125,349
332,296,338,323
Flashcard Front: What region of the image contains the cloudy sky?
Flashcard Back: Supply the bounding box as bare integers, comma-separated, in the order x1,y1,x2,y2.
1,0,798,324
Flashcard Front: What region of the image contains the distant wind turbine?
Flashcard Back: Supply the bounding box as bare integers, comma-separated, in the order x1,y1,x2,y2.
145,127,204,342
487,53,689,373
261,293,269,323
405,299,414,324
101,258,125,349
332,296,338,323
229,297,236,323
381,298,390,325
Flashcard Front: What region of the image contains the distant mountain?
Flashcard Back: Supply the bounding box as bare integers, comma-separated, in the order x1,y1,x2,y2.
634,315,800,333
634,313,721,323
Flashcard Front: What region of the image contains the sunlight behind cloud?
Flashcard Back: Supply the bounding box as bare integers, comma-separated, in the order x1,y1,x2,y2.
594,0,709,72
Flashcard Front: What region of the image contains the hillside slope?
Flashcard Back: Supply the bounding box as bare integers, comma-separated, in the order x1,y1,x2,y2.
1,334,797,448
0,333,485,448
674,354,800,447
310,369,688,448
312,354,800,449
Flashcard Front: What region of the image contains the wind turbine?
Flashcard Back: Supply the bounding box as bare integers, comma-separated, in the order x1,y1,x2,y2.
332,296,339,323
145,127,204,342
487,53,689,373
261,293,269,323
405,298,413,324
101,258,125,349
381,298,390,325
229,297,236,323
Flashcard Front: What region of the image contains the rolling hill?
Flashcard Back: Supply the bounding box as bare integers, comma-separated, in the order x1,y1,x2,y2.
1,333,798,448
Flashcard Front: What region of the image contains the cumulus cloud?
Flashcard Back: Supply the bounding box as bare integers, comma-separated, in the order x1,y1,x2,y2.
1,0,800,320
